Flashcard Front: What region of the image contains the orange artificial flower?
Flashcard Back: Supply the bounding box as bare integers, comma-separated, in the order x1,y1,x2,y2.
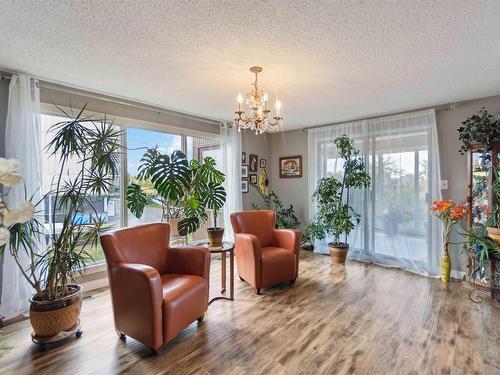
450,203,467,220
431,199,453,212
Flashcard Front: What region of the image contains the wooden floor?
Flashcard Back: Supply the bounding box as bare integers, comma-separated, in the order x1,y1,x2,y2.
0,250,499,375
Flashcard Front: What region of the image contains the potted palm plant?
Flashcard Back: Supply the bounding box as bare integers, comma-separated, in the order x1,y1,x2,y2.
306,135,370,263
0,105,120,346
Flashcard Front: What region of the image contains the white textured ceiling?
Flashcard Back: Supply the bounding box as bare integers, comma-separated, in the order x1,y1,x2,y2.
2,1,500,131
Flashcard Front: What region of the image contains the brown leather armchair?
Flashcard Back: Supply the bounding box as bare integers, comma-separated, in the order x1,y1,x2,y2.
230,210,300,294
100,223,210,353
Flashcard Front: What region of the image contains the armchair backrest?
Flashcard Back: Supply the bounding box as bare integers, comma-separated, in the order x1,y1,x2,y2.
230,210,276,246
100,222,170,274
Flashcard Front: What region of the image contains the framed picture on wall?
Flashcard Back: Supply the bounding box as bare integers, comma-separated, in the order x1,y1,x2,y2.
242,180,249,193
249,154,258,172
279,155,303,178
260,159,266,168
241,165,248,178
249,174,257,184
242,152,246,164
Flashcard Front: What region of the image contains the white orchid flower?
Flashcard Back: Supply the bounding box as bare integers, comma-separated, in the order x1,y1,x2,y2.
0,172,22,187
0,158,20,174
2,202,35,226
17,201,35,223
0,158,23,187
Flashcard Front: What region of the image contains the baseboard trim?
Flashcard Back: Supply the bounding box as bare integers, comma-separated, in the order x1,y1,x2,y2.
451,270,466,280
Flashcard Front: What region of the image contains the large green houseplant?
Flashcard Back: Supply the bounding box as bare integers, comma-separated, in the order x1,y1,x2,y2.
127,148,226,245
0,105,121,344
306,135,370,263
250,184,300,229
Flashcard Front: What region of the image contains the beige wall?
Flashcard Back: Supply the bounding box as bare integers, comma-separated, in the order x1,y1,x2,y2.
241,132,271,210
268,94,500,273
269,129,309,230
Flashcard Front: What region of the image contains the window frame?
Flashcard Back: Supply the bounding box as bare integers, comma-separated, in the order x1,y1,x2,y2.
40,102,221,270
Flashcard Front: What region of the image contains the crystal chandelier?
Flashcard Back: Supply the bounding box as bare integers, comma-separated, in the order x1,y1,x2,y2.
234,66,282,134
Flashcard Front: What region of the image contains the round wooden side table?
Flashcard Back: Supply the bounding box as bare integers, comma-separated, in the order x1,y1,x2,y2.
196,241,235,305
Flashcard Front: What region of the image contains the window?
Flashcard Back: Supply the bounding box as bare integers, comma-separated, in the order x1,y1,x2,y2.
40,113,121,264
126,127,182,226
41,109,221,267
309,110,438,276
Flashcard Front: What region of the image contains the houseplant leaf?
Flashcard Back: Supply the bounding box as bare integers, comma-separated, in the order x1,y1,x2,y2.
126,183,149,219
150,150,191,201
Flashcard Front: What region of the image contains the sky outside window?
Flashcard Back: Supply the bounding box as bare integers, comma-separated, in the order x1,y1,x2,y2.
126,128,182,176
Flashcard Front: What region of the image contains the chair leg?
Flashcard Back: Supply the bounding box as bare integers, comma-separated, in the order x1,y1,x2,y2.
150,346,161,355
290,279,296,285
116,329,126,340
255,288,261,295
197,314,205,322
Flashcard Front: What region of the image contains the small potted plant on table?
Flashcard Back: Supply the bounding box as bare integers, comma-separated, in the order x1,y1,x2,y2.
306,135,370,264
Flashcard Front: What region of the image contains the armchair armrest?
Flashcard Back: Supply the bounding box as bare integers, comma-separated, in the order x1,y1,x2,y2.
109,263,163,350
166,246,210,280
235,233,262,259
274,229,301,254
234,233,262,287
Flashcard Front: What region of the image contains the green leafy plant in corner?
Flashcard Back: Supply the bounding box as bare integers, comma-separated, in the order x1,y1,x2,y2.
306,135,370,247
250,184,300,229
457,107,500,155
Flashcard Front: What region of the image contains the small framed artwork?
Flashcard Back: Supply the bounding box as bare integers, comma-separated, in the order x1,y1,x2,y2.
279,155,303,178
241,152,246,165
249,154,258,172
242,180,249,193
260,159,266,168
241,165,248,178
249,174,257,184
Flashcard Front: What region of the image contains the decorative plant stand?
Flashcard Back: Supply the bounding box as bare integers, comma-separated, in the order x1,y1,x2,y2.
31,320,82,350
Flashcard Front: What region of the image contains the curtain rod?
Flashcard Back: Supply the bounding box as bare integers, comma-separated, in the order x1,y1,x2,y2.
301,103,457,132
0,70,225,126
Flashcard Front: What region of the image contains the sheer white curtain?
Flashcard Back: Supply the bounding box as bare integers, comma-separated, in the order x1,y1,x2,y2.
308,109,442,277
0,74,43,319
220,123,242,242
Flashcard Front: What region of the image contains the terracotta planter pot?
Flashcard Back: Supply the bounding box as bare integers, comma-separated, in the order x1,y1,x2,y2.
29,284,82,340
207,227,224,247
487,227,500,245
328,243,349,264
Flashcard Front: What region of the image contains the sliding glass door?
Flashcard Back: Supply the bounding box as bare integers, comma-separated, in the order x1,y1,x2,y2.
308,110,440,276
367,131,430,266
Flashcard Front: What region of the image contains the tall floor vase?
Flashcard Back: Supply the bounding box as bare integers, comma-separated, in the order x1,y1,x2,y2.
441,243,451,282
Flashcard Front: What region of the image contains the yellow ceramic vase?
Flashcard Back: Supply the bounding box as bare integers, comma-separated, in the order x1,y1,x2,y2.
441,245,451,282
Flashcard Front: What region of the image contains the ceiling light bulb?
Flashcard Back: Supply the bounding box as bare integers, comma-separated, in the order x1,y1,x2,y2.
275,100,281,110
237,93,243,103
